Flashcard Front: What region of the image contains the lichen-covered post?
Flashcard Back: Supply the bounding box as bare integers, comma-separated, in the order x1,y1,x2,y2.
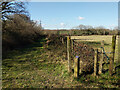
74,56,79,78
99,40,104,74
109,35,116,76
94,48,98,76
67,36,72,73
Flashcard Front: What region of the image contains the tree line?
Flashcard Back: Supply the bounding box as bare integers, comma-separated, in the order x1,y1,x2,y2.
1,0,119,53
2,0,42,53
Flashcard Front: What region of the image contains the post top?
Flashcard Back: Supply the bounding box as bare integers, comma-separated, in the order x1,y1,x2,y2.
76,56,79,58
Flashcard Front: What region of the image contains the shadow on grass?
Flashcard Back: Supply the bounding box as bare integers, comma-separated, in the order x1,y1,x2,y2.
112,65,120,76
72,59,120,88
3,35,47,59
102,69,109,74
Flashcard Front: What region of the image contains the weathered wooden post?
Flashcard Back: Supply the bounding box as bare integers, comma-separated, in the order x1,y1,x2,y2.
70,39,74,68
109,35,116,76
62,37,64,44
79,59,82,74
94,48,98,76
46,37,49,48
98,40,104,74
118,35,120,64
74,56,79,78
67,36,72,73
71,39,74,51
101,40,104,46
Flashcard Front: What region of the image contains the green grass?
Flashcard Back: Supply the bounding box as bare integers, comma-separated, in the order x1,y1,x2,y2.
78,41,109,48
2,35,120,88
73,36,120,88
2,36,73,88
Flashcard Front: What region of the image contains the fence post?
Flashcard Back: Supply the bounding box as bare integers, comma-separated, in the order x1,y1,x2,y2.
101,40,104,46
71,39,74,51
99,40,104,74
74,56,79,78
62,37,64,44
67,36,72,73
79,60,82,74
109,35,116,76
94,48,98,76
118,35,120,64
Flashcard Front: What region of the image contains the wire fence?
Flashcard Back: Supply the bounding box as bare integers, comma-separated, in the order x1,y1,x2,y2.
72,40,95,73
71,40,113,74
67,35,117,77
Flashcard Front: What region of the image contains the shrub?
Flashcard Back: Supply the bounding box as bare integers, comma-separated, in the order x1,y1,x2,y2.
2,14,41,51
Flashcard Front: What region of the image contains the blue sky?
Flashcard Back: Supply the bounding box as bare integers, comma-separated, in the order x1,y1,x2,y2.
27,2,118,29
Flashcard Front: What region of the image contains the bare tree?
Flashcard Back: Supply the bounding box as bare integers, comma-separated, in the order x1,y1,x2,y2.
95,26,106,29
86,25,93,29
76,24,87,30
113,26,118,30
1,0,29,20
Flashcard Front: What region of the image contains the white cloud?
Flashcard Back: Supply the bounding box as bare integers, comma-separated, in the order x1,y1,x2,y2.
60,23,65,26
78,16,84,20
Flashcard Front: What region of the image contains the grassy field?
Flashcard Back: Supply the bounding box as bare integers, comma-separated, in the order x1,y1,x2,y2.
2,35,120,88
72,35,119,63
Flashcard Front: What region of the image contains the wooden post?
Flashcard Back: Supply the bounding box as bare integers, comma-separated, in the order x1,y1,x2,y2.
104,31,105,35
118,35,120,64
79,60,82,74
94,48,98,76
98,40,104,74
46,37,49,48
67,36,72,73
70,39,74,68
101,40,104,46
109,35,116,76
71,39,74,51
74,56,79,78
62,37,64,44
